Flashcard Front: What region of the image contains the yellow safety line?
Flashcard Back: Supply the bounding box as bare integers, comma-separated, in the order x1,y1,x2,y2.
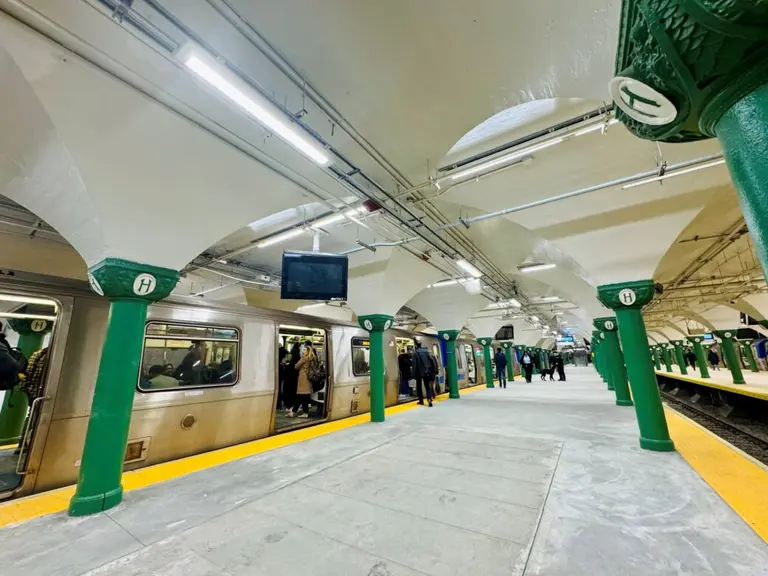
0,383,489,528
0,444,17,451
655,370,768,400
665,407,768,543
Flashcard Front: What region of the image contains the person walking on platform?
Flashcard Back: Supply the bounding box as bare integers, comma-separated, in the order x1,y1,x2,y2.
708,347,721,371
494,347,508,388
412,340,434,407
521,350,533,383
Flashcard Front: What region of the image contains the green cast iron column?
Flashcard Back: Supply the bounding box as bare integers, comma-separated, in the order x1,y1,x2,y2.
69,259,179,517
514,345,526,379
687,336,711,379
669,340,688,375
502,342,514,382
359,314,394,421
479,338,494,388
651,346,662,371
595,317,633,407
598,280,674,452
740,340,759,373
660,344,673,372
592,332,611,389
529,348,539,375
0,319,52,444
713,330,745,385
439,330,461,398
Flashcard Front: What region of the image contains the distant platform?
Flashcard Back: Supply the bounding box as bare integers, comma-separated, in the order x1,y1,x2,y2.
656,366,768,401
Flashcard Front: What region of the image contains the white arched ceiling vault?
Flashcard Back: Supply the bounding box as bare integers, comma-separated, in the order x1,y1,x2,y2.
406,284,487,333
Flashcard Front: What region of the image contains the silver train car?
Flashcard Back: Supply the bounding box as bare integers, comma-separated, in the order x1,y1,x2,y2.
0,273,485,501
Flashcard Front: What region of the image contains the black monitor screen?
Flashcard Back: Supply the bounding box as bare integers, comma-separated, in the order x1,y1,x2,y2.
281,251,349,301
495,325,515,341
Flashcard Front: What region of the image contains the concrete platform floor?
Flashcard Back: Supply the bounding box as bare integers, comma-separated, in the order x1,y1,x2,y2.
1,367,767,575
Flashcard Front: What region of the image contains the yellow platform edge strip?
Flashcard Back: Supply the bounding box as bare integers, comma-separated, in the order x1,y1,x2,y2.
665,406,768,543
655,370,768,400
0,383,490,528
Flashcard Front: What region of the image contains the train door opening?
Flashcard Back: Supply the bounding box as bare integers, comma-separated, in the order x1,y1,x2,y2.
464,344,475,384
0,292,59,497
395,337,415,402
276,324,329,432
431,343,444,394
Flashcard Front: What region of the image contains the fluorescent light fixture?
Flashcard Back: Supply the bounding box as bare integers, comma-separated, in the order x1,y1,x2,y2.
538,296,561,302
0,294,58,308
344,206,368,217
554,311,564,315
518,263,556,273
257,227,306,248
0,312,57,321
449,138,564,181
310,213,347,229
508,298,522,308
487,298,522,309
455,259,483,278
531,316,539,322
622,159,725,190
179,43,332,167
218,259,229,264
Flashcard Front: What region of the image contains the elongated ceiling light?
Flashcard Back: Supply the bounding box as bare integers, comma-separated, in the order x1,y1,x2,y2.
455,259,483,278
622,159,726,190
518,263,556,273
179,44,332,167
538,296,562,302
257,227,306,248
449,138,564,181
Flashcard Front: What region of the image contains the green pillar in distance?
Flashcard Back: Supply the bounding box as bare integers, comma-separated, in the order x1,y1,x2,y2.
669,340,688,375
439,330,461,398
740,340,759,373
598,280,674,452
529,348,539,375
359,314,395,419
478,338,494,388
651,346,662,371
0,317,53,445
69,259,179,517
659,344,673,372
713,330,745,384
514,345,526,379
595,317,633,406
592,331,611,389
502,342,515,382
687,336,710,379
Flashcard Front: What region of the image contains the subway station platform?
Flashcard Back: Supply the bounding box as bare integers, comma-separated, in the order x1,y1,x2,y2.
656,365,768,400
1,367,767,576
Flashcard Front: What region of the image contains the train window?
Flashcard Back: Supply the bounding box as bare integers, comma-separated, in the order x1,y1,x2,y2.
456,346,463,369
351,337,370,376
138,322,240,392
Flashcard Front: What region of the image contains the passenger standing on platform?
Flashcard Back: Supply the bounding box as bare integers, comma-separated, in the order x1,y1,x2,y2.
291,340,315,419
554,353,566,381
685,349,697,370
282,343,300,412
521,350,533,383
494,347,507,388
412,340,434,407
708,347,720,370
398,346,413,399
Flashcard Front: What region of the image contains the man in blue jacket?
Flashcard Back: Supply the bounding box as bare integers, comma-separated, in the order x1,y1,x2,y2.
494,347,508,388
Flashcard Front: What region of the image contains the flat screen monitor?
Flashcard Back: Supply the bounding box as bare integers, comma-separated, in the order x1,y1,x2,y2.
703,333,714,340
557,336,574,343
495,325,514,341
281,251,349,301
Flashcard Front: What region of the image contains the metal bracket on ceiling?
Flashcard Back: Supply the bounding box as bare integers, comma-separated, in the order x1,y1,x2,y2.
356,239,376,253
458,217,470,230
112,0,134,22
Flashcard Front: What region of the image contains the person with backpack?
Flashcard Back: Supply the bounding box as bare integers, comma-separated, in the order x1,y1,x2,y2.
412,340,434,407
494,347,508,388
0,321,25,392
291,340,318,418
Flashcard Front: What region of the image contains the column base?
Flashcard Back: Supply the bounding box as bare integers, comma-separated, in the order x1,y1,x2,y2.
69,485,123,516
616,399,634,407
607,384,615,391
638,437,675,452
0,435,21,445
449,392,460,399
485,383,495,388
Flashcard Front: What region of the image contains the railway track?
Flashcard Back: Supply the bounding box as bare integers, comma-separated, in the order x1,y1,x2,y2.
662,392,768,466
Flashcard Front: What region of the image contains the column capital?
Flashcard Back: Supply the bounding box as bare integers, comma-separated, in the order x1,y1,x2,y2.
500,341,512,349
669,339,684,346
687,335,705,344
438,329,461,342
358,314,394,332
613,0,768,141
739,339,754,345
713,329,738,340
597,280,655,310
88,258,179,301
593,317,618,332
592,329,606,341
477,337,494,347
7,314,53,336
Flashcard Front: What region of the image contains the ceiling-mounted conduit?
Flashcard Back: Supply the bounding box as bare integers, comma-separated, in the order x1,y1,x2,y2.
436,153,725,232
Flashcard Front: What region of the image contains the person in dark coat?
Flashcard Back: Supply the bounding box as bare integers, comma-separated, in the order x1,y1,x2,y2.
398,347,413,397
554,353,566,381
494,347,508,388
708,347,720,370
412,340,434,407
520,350,534,383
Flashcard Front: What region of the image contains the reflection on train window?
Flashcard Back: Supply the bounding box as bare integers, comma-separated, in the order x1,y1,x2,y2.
456,346,463,369
351,337,370,376
138,322,239,392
